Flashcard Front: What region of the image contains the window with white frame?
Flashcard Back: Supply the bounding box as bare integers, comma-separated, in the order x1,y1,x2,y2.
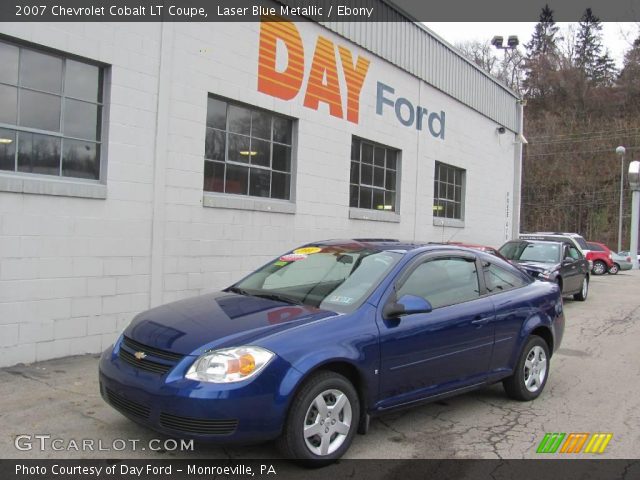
203,96,293,200
0,39,104,180
433,161,465,220
349,137,399,212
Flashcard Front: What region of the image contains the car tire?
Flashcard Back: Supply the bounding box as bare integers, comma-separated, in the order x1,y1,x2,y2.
573,276,588,301
277,371,360,463
592,260,607,275
608,263,619,275
503,336,550,401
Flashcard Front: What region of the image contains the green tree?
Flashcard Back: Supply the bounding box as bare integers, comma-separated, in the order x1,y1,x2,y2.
526,4,560,55
574,8,604,81
523,5,561,100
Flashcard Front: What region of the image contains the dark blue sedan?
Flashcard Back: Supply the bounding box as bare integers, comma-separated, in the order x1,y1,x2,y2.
99,239,565,460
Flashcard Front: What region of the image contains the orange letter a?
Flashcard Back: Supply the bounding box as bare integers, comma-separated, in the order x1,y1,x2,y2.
303,36,344,119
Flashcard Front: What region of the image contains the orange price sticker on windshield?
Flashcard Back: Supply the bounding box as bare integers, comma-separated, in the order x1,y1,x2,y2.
293,247,322,255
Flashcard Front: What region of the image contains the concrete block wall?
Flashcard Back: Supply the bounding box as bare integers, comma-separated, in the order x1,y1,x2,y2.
0,20,518,367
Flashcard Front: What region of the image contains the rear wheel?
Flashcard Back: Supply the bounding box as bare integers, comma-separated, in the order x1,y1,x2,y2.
608,263,619,275
503,336,550,401
573,276,588,301
277,371,360,462
592,260,607,275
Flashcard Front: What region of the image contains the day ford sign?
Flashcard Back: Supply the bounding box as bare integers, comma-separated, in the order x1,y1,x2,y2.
257,18,446,139
376,82,445,139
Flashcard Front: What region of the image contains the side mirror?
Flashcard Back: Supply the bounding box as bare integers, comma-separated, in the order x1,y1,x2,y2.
383,294,433,318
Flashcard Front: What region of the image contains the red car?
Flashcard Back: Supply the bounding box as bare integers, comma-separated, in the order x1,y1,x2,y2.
585,241,615,275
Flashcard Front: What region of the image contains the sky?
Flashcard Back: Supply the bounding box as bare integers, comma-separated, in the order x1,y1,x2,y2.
423,22,639,68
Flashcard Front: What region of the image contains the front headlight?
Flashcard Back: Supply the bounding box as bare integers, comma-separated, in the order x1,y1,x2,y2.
540,270,553,279
185,346,274,383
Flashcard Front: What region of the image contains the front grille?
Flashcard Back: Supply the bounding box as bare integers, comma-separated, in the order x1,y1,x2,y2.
123,336,184,361
118,348,173,374
159,412,238,435
118,336,184,375
106,388,150,419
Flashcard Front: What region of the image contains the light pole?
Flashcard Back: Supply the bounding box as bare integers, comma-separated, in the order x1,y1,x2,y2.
629,161,640,269
616,146,626,252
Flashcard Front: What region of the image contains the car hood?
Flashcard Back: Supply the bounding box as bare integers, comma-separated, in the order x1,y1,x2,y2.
515,260,559,275
124,292,338,355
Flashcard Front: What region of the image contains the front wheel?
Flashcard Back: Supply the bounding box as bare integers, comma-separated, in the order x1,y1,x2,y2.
573,276,588,301
277,371,360,462
608,263,619,275
592,260,607,275
503,336,550,401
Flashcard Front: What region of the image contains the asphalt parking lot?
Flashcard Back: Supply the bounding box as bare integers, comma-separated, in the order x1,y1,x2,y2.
1,271,639,459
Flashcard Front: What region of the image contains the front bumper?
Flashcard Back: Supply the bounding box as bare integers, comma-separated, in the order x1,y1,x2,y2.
98,338,303,444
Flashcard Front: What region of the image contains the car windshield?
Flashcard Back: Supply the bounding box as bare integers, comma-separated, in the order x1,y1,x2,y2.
500,242,561,264
232,245,403,312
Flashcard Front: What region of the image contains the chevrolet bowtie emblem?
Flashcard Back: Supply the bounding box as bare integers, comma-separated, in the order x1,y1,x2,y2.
134,351,147,360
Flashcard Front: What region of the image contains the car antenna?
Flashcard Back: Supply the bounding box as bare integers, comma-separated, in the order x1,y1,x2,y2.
446,228,461,243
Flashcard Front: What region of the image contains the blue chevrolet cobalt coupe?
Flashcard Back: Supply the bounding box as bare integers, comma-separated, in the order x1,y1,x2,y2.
100,239,565,460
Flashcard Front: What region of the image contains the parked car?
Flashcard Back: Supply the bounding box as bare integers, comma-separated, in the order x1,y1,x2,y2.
499,239,590,301
99,239,565,461
610,252,633,274
444,242,507,260
618,250,640,264
520,231,589,255
585,241,615,275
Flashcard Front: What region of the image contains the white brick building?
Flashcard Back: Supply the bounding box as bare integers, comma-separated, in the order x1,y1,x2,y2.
0,13,524,366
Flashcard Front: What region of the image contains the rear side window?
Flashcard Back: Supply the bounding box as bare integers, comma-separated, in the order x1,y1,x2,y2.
397,257,480,309
587,243,604,252
483,263,528,293
574,236,588,249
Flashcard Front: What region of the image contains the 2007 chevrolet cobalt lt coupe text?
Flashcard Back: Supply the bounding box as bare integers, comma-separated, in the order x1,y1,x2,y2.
100,239,565,460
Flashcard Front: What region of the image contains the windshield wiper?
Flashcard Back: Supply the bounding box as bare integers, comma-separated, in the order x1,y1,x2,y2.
226,286,303,305
250,292,304,305
226,286,250,296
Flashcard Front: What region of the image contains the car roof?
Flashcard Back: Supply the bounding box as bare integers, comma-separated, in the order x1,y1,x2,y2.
507,239,564,247
527,231,584,237
309,239,487,253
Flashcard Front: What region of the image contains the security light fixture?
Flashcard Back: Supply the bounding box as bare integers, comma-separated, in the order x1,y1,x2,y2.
0,138,13,144
491,35,519,54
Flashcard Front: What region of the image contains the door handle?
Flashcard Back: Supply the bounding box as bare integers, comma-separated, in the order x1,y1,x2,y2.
471,316,491,325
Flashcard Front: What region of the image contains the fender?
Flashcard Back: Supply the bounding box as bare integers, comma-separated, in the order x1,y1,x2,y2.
510,313,554,369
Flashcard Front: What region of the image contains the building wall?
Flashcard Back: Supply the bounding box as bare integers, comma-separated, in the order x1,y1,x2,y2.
0,20,518,367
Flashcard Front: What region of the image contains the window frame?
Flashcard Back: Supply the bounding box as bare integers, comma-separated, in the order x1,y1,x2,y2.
349,136,400,214
387,251,484,312
433,161,466,223
203,94,296,203
481,260,530,295
0,35,107,187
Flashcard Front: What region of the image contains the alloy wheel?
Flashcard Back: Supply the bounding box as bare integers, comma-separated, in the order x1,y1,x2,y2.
303,389,352,456
523,345,547,393
593,261,606,275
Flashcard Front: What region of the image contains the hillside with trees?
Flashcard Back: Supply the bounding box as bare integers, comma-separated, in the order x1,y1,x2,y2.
455,8,640,249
